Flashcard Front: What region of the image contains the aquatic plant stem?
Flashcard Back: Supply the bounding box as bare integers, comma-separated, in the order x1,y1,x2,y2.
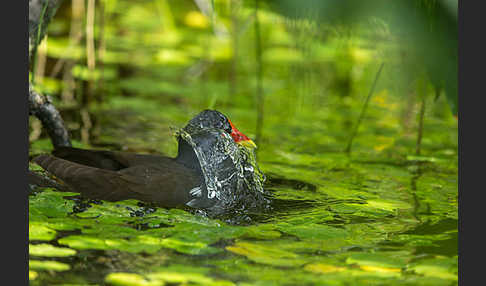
345,62,385,154
415,95,426,156
86,0,96,104
34,35,47,85
61,0,85,104
229,0,240,98
97,0,106,96
86,0,96,71
31,0,49,85
254,0,264,147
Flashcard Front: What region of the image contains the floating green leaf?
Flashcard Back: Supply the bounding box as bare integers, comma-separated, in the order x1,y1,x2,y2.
105,272,161,286
29,270,38,280
29,224,56,241
408,256,458,281
226,241,306,267
29,260,71,272
277,223,349,240
29,244,77,257
345,252,407,269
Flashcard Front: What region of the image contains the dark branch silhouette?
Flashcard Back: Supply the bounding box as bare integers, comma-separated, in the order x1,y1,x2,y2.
29,0,71,147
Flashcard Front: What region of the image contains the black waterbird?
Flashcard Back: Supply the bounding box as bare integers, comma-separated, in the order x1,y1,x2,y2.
32,110,267,213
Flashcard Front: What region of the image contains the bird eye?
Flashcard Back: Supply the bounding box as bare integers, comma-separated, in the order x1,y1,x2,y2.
217,113,232,134
223,121,232,134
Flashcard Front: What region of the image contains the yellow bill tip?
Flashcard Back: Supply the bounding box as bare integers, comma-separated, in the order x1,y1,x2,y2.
237,139,257,149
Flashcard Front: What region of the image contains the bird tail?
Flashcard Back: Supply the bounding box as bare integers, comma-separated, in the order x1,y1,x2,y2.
31,155,71,190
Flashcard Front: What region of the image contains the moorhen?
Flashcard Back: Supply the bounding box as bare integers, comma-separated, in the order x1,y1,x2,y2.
32,110,267,214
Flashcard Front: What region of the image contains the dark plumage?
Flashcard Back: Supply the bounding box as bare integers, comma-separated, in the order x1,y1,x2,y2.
31,110,262,210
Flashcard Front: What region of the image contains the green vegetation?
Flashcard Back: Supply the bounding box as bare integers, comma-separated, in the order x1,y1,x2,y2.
29,0,457,285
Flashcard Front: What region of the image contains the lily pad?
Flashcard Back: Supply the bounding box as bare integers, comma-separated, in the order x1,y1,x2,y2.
345,252,408,276
29,244,77,257
276,223,349,240
242,225,282,240
29,224,57,241
29,260,71,272
304,263,347,274
363,199,412,212
226,241,307,267
106,269,236,286
29,270,38,280
408,256,458,281
159,237,220,255
105,272,162,286
29,189,77,218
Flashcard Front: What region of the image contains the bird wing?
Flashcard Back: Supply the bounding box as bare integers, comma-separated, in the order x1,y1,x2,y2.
52,147,173,171
33,154,201,207
33,154,147,201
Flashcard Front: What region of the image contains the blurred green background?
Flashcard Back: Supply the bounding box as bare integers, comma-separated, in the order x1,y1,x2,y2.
29,0,457,154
